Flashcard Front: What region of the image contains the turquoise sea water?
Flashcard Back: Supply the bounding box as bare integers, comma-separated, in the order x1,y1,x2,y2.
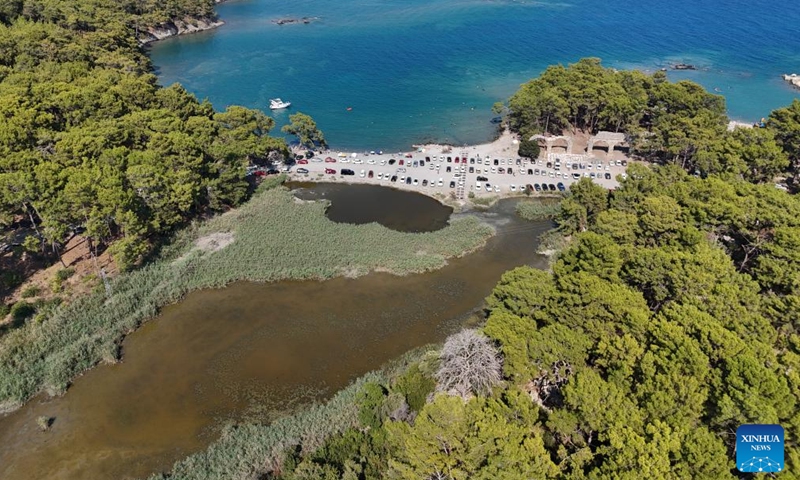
149,0,800,150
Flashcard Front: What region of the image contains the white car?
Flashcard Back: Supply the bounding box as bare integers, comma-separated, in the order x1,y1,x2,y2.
380,160,386,166
491,167,497,174
438,178,444,186
549,172,555,178
353,158,363,164
359,170,366,177
310,157,323,163
400,175,406,182
621,172,628,179
340,158,350,163
485,184,492,192
367,159,375,165
476,182,482,190
605,166,610,171
510,184,517,191
377,172,383,179
494,185,501,193
413,178,418,185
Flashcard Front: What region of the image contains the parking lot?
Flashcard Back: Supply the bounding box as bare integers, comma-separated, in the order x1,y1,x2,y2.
288,150,628,200
280,131,630,201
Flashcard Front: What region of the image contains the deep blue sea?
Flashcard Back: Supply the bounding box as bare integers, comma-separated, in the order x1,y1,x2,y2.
149,0,800,150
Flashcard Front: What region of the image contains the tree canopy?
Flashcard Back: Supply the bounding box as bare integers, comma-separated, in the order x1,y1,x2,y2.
0,0,291,271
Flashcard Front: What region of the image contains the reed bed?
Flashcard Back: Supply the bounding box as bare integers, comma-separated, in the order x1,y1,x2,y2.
0,187,494,412
515,198,562,220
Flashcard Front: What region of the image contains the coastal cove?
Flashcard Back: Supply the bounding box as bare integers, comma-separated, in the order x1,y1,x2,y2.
0,185,551,479
150,0,800,151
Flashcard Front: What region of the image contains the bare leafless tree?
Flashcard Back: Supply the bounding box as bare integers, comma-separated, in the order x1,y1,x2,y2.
435,329,502,398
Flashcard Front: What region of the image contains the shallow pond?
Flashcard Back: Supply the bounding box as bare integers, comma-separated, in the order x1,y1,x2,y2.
0,184,551,479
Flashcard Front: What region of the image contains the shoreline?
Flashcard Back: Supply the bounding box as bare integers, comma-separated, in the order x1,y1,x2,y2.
138,16,225,45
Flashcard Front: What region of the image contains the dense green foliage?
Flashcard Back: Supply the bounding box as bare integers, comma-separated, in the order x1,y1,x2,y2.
507,58,800,183
249,165,800,480
0,185,494,411
282,112,327,149
0,0,287,269
517,137,540,159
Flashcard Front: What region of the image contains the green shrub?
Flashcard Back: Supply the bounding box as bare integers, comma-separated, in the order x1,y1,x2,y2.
0,304,9,318
21,286,41,298
51,267,77,293
358,382,387,430
517,138,540,159
55,268,76,282
393,364,435,412
10,302,36,323
0,271,23,290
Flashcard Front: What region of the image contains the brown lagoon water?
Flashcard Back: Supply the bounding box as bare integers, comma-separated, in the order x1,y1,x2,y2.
0,184,550,480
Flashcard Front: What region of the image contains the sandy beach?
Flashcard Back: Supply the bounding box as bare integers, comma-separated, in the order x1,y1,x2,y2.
287,131,630,205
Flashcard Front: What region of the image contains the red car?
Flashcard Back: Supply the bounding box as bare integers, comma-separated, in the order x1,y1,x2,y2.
405,153,413,158
325,157,336,163
399,159,405,166
297,159,309,164
325,168,336,174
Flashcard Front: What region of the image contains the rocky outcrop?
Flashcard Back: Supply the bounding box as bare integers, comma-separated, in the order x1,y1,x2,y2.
272,16,320,26
138,16,224,45
784,74,800,89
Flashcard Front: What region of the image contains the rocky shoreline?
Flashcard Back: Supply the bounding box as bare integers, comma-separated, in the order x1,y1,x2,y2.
138,16,224,45
784,74,800,89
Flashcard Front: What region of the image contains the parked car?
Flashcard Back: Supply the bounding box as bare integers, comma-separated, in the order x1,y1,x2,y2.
469,166,474,173
548,184,556,191
406,177,412,184
325,168,336,174
422,179,428,186
449,181,456,188
368,170,374,178
389,159,396,165
359,169,366,177
377,172,383,179
510,184,517,191
534,184,541,192
525,184,534,192
498,167,505,174
297,159,309,164
413,178,418,185
604,172,612,180
557,182,566,191
341,169,355,175
296,167,309,174
391,175,398,182
485,183,492,191
446,166,452,172
399,159,404,166
325,157,336,163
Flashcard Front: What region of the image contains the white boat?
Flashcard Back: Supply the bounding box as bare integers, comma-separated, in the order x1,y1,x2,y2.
269,98,291,110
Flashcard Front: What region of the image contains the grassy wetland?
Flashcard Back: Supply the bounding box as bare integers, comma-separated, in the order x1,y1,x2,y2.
0,181,494,413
